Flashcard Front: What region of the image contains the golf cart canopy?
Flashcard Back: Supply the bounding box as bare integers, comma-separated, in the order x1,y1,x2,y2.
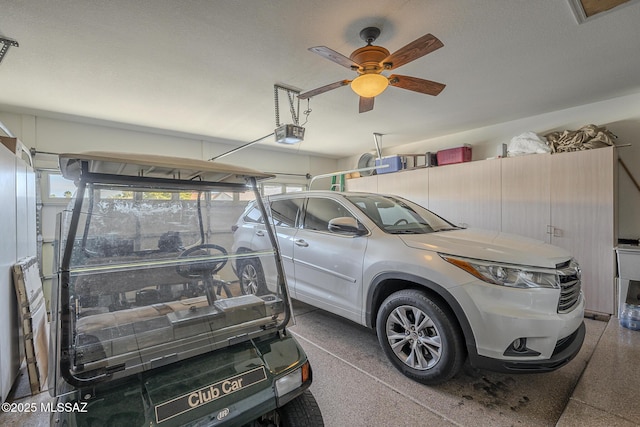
59,151,274,188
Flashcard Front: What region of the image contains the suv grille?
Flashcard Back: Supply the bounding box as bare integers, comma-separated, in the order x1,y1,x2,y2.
557,260,581,313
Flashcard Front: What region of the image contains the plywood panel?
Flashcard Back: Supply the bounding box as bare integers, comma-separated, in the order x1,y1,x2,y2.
12,257,49,394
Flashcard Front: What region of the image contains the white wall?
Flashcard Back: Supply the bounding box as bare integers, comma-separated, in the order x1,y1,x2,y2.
338,92,640,239
0,112,338,183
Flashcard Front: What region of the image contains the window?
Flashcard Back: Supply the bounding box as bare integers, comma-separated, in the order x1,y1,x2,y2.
284,184,305,193
210,191,234,201
303,198,354,232
270,198,303,227
262,184,283,197
243,205,263,224
47,173,76,199
347,195,454,234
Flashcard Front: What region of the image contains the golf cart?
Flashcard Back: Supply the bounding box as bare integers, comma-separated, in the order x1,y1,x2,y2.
49,152,322,426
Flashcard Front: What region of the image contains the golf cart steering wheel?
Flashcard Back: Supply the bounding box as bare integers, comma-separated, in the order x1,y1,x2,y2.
176,244,228,279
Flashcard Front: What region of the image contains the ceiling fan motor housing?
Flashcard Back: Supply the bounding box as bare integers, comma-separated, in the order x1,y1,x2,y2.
350,45,390,74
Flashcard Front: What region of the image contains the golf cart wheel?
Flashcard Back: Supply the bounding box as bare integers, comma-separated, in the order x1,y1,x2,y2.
238,258,267,295
279,390,324,426
376,289,465,385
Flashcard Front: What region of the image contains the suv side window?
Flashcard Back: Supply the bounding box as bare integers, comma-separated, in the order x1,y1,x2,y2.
243,204,264,224
270,198,303,227
303,198,355,232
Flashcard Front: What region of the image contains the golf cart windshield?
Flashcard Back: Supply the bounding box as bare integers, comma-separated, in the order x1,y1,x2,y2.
50,152,289,393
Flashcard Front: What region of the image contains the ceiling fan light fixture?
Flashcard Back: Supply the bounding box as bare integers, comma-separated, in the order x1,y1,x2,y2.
351,74,388,98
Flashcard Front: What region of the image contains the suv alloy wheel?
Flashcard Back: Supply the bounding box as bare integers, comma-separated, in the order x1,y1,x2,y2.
376,289,466,384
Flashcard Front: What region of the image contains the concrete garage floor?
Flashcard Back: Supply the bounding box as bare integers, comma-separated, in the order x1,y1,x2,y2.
289,301,639,427
2,301,638,426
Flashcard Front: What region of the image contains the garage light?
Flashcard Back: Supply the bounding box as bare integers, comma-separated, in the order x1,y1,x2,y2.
351,73,389,98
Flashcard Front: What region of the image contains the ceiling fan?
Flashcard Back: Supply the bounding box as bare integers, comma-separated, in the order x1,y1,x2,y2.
298,27,446,113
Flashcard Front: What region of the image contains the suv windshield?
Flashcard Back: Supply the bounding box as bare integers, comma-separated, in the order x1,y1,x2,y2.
346,194,457,234
52,169,286,391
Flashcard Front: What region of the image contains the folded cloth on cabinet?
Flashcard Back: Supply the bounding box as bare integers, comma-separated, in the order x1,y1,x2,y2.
544,124,616,153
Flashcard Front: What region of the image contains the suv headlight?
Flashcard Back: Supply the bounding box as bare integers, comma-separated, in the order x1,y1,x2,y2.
441,255,559,289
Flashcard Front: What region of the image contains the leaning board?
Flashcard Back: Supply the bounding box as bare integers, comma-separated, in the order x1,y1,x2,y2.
12,256,48,394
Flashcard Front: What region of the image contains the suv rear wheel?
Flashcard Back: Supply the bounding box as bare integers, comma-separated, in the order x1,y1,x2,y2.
238,258,267,295
376,289,465,385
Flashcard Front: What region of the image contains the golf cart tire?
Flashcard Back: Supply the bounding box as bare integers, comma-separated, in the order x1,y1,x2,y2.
279,390,324,426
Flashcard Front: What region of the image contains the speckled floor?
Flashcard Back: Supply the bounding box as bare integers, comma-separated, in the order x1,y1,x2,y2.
2,302,638,427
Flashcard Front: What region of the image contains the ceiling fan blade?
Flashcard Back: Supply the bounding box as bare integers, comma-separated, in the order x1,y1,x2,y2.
381,34,444,70
309,46,361,69
389,74,446,96
298,80,351,99
359,96,374,113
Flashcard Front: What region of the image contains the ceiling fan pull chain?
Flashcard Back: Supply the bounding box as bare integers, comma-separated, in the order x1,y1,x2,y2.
300,99,312,126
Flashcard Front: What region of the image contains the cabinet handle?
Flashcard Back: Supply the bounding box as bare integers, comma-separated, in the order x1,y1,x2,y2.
547,225,563,237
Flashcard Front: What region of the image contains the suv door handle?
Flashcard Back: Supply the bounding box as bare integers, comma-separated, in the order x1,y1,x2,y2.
294,239,309,247
255,230,265,237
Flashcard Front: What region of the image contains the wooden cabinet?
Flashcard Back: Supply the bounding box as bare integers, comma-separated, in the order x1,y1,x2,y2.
501,154,552,242
346,147,617,314
0,140,36,402
378,168,429,208
502,148,616,314
549,148,616,314
345,174,377,193
428,159,502,231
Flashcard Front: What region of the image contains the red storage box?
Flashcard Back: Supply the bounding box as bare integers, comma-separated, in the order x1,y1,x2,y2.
436,146,472,166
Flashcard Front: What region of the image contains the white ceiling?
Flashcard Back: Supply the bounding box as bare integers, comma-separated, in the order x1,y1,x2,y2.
1,0,639,159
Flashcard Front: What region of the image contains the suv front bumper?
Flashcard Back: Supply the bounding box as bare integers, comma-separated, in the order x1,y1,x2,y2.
468,321,586,373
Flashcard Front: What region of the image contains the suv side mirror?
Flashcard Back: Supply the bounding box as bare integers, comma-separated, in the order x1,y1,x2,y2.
328,217,365,235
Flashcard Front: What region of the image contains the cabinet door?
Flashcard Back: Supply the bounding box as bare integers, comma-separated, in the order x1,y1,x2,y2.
0,147,20,402
501,154,551,242
377,168,429,208
429,159,502,230
345,175,377,193
16,162,37,258
551,147,616,314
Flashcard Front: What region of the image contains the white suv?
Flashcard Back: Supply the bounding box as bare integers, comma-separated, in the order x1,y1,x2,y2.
232,191,585,384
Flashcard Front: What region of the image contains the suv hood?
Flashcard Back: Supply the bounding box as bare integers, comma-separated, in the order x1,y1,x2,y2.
399,228,571,268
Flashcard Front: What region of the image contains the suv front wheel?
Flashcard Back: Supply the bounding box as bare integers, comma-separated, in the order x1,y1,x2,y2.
376,289,465,385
